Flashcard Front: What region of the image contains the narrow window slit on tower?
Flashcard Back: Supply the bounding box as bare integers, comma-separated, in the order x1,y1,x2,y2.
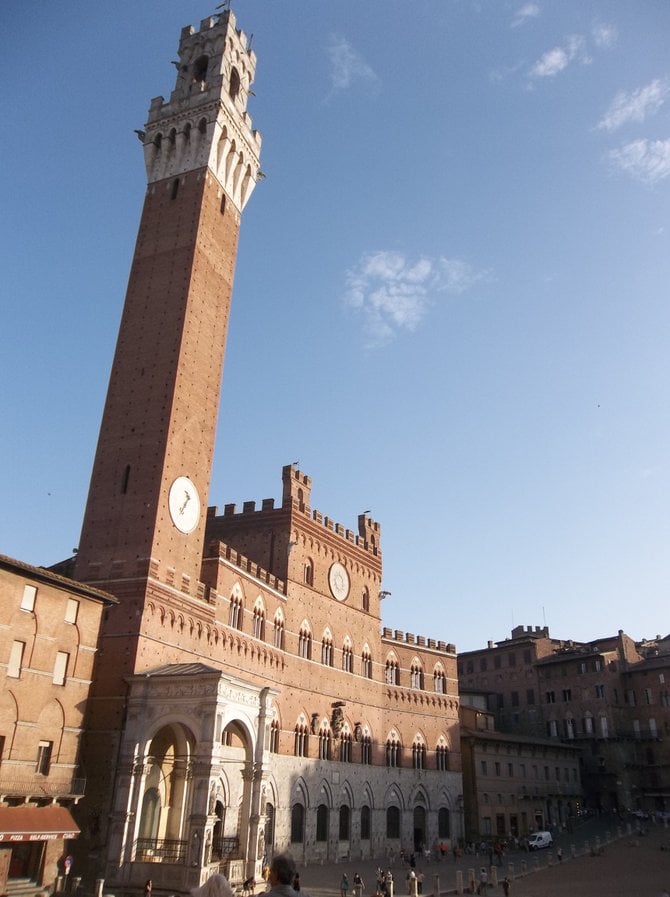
122,465,131,494
171,178,180,200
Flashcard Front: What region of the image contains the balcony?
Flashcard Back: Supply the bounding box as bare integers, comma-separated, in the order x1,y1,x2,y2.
0,775,85,800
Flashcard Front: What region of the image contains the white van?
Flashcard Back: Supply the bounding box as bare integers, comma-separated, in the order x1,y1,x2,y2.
527,831,553,850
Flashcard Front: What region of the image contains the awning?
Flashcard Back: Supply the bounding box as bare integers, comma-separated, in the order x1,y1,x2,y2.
0,806,79,843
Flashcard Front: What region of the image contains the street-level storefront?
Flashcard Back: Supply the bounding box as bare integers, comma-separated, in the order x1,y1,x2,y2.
0,805,79,894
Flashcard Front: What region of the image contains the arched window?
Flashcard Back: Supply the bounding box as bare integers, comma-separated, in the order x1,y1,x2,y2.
316,804,329,842
339,732,352,762
362,588,370,612
386,736,401,768
298,627,312,659
338,805,350,840
385,658,400,685
269,720,280,753
294,724,308,757
386,806,400,839
412,739,427,770
362,649,372,679
252,604,265,640
273,611,285,650
228,593,243,630
304,559,314,586
229,67,241,101
410,663,424,690
193,55,209,84
434,667,446,694
290,804,304,843
342,640,353,673
321,634,333,666
436,744,449,771
318,725,332,760
361,805,371,840
361,734,372,765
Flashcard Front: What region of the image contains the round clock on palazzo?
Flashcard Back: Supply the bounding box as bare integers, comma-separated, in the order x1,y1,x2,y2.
328,562,350,601
168,476,201,534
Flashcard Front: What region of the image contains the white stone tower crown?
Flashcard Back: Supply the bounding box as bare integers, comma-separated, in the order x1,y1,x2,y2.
142,10,262,211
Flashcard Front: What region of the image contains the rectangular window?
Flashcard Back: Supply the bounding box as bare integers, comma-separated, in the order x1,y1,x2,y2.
65,598,79,624
508,762,514,777
523,649,532,664
511,691,519,707
546,691,555,704
480,657,488,671
626,689,637,706
21,585,37,612
527,689,535,705
508,653,516,667
520,763,526,778
495,762,501,776
650,718,657,737
482,817,492,835
480,760,488,775
595,684,605,699
594,659,602,672
562,688,572,702
8,641,25,678
644,688,653,705
36,741,53,775
53,651,69,686
494,655,501,670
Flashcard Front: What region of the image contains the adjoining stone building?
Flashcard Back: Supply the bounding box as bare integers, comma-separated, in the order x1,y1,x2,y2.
0,555,115,895
458,626,670,815
460,698,582,843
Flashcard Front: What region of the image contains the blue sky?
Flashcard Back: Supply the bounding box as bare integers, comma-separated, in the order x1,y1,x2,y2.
2,1,669,652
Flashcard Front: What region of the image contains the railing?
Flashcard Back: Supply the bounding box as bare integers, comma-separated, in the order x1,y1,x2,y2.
0,776,86,797
215,837,240,860
134,839,188,864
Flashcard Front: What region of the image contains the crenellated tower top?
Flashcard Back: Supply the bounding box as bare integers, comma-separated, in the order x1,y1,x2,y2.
142,10,262,211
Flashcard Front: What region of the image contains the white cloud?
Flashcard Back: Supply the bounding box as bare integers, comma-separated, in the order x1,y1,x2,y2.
327,36,378,93
511,3,540,28
530,34,589,79
607,138,670,185
597,78,670,132
343,250,490,346
592,22,618,50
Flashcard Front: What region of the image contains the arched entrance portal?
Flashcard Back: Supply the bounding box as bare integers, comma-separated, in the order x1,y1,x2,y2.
136,724,195,863
413,806,426,853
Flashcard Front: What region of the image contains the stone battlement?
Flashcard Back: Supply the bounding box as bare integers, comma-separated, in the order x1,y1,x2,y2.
206,540,285,594
208,464,382,558
382,627,456,655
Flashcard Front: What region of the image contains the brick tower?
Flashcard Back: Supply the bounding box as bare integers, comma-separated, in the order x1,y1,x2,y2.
76,11,261,590
73,9,261,861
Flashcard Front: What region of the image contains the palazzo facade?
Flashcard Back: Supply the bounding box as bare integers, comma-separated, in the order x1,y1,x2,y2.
51,9,464,894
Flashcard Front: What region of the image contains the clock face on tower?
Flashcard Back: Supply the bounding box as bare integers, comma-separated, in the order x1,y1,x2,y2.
168,476,201,534
328,562,350,602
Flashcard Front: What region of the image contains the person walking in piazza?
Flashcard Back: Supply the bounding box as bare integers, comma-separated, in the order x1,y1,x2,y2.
477,867,488,896
405,868,416,896
384,869,394,896
353,872,364,897
501,877,511,897
340,873,349,897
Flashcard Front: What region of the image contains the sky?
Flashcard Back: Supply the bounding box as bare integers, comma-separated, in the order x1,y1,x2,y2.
2,1,669,653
